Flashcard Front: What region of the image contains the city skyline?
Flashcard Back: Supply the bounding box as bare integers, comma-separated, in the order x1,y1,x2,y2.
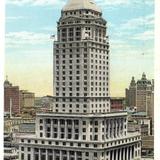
5,0,154,97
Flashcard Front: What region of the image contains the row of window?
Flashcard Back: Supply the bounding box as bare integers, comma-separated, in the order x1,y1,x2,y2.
56,65,109,72
56,93,108,97
55,42,108,49
39,119,126,126
55,48,108,54
55,109,87,113
63,10,101,17
54,97,109,102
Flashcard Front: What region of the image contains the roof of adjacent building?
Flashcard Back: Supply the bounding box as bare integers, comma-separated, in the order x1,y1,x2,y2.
142,136,154,149
63,0,101,13
132,112,147,116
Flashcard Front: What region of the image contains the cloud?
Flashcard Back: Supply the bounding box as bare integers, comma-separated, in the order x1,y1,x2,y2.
95,0,153,7
6,31,52,48
6,0,154,7
120,14,154,30
96,0,130,6
132,30,154,41
6,0,65,6
6,16,25,21
110,38,154,58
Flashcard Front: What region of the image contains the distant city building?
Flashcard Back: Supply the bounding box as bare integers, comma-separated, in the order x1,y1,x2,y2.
17,0,141,160
4,117,35,134
35,96,54,112
136,73,153,114
128,112,152,136
125,73,154,118
141,136,154,159
4,132,18,160
110,97,125,111
126,77,136,107
18,122,35,134
4,78,20,116
20,90,35,118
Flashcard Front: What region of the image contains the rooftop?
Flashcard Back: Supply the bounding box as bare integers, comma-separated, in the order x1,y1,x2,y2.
36,111,128,118
63,0,101,13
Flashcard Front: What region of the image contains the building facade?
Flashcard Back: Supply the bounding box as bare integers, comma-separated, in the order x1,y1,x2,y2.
136,73,154,115
110,97,125,111
18,112,141,160
125,73,154,118
20,90,35,118
128,113,152,136
4,79,20,116
17,0,141,160
125,77,136,107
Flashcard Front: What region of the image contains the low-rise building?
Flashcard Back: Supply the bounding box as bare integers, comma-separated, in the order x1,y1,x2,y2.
128,112,152,136
17,112,142,160
4,117,35,134
20,90,35,118
141,136,154,159
4,132,18,160
110,97,125,111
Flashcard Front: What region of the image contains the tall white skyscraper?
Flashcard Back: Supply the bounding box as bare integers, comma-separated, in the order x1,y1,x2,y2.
53,0,110,114
17,0,141,159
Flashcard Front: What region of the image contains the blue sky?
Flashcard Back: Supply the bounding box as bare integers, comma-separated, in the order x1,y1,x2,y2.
5,0,154,97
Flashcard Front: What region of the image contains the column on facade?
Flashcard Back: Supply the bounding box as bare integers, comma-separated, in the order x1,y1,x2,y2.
112,119,114,138
79,120,82,140
108,119,110,138
72,120,75,139
60,150,62,160
126,147,129,160
99,120,102,141
119,148,122,160
104,120,106,140
51,119,53,138
58,119,60,139
46,149,48,160
65,119,67,139
114,149,117,160
67,151,69,160
115,119,117,138
122,148,125,160
39,149,41,160
129,146,132,160
116,149,119,160
75,151,77,160
108,119,112,138
30,148,34,160
112,150,114,160
52,149,55,160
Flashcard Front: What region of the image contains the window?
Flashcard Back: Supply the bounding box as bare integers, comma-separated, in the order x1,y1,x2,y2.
40,133,43,137
21,153,24,160
94,152,97,157
28,154,31,160
83,135,86,140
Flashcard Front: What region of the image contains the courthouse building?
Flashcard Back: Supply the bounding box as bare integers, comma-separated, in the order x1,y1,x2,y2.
17,0,141,160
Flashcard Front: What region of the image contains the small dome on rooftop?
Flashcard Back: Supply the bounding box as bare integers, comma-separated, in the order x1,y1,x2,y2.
63,0,101,13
